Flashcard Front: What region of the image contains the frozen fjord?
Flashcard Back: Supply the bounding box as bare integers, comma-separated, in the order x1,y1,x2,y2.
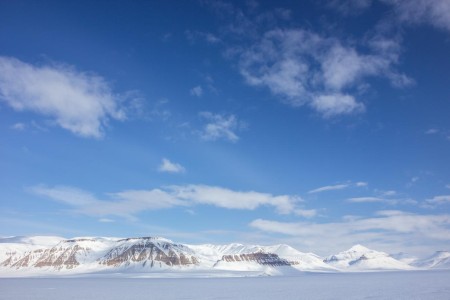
1,270,450,300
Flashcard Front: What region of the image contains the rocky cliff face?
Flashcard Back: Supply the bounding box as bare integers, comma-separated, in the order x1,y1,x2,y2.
0,237,200,272
218,252,296,266
1,249,45,269
1,239,93,270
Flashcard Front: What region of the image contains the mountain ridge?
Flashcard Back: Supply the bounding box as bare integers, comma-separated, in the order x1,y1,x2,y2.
0,236,447,277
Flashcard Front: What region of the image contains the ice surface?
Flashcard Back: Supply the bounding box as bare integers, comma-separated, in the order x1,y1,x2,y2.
1,270,449,300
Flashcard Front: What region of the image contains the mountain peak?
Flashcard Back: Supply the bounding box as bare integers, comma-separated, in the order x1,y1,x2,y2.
348,244,371,252
117,236,174,243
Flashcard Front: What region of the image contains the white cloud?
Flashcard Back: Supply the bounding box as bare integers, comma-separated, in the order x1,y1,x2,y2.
170,184,300,214
0,56,126,138
426,195,450,205
108,189,187,213
158,158,186,173
11,122,26,131
186,30,222,45
98,218,114,223
250,211,450,255
31,185,98,207
30,185,187,220
384,0,450,32
308,184,349,194
199,112,241,142
326,0,373,15
356,181,368,187
328,0,450,33
382,190,397,196
347,197,385,203
31,184,301,218
348,196,417,205
190,85,203,97
294,209,318,218
311,94,365,118
425,128,439,134
238,28,409,117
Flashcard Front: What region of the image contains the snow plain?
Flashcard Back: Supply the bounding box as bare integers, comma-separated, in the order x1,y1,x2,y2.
1,270,450,300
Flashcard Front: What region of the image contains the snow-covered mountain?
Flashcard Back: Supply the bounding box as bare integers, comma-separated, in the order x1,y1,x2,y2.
0,236,445,277
324,244,413,271
189,243,335,274
98,237,199,269
413,251,450,269
0,236,202,275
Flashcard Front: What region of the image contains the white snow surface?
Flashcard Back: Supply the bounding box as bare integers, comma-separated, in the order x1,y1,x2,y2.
1,271,450,300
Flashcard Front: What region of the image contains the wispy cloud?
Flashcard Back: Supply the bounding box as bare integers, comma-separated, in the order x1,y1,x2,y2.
185,30,222,45
406,176,420,188
31,185,98,207
423,127,450,142
308,184,349,194
158,158,186,174
311,94,365,118
384,0,450,32
308,181,367,194
190,85,203,97
237,28,411,117
170,184,301,214
425,128,439,134
326,0,450,31
11,122,26,131
250,210,450,255
30,185,187,220
202,2,416,118
294,209,318,218
426,195,450,206
347,196,417,205
325,0,373,15
0,56,128,138
382,190,397,196
30,184,301,219
198,112,242,142
347,197,385,203
98,218,115,223
327,0,450,33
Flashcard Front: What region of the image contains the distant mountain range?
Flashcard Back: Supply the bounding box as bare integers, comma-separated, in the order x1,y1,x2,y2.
0,236,448,277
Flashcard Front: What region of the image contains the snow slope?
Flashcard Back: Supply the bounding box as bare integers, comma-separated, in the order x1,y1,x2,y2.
324,244,413,271
413,251,450,269
3,272,450,300
188,243,335,272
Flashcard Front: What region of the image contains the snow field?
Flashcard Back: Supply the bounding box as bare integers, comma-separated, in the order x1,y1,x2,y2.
1,271,450,300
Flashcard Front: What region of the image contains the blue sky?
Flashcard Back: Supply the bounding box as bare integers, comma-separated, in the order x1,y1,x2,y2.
1,0,449,256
